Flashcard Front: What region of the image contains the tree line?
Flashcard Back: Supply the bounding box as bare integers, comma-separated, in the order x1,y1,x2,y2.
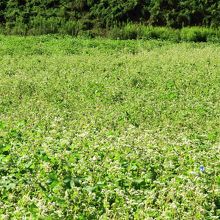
1,0,220,35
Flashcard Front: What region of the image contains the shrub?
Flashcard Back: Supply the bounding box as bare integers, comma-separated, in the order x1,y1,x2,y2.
0,24,5,34
109,24,180,41
60,20,79,36
108,23,140,40
180,27,213,42
5,17,28,35
139,26,180,41
206,29,220,42
28,16,63,35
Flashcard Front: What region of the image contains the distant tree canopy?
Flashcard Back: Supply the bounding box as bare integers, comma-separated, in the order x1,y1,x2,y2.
1,0,220,34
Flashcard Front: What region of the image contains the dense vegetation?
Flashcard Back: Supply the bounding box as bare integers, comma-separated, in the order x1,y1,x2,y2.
0,36,219,219
1,0,220,35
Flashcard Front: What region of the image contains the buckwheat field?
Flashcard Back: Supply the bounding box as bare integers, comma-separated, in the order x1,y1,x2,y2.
0,36,220,219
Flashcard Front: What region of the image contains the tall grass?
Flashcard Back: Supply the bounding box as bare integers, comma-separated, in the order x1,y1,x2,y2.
108,24,220,42
2,21,220,42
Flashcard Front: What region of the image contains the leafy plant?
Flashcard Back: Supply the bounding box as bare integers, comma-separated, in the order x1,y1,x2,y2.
0,35,219,219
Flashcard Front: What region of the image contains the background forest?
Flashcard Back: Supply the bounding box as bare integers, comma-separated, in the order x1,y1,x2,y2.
1,0,220,36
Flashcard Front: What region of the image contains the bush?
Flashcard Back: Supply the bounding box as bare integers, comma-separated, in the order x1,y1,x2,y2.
108,24,220,42
28,16,62,35
60,20,79,36
3,18,220,43
180,27,215,42
108,24,180,41
0,25,4,34
139,26,180,41
207,30,220,42
108,24,140,40
5,17,28,35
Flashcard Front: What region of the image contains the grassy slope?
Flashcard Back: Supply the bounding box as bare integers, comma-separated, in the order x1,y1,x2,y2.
0,36,220,219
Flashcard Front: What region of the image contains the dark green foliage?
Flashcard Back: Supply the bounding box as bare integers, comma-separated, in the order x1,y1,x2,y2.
180,27,210,42
107,24,220,43
1,0,220,35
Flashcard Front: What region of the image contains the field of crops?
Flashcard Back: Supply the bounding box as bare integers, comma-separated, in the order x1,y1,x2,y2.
0,36,220,219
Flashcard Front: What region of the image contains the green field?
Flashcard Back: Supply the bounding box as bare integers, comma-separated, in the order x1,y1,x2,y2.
0,36,220,219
